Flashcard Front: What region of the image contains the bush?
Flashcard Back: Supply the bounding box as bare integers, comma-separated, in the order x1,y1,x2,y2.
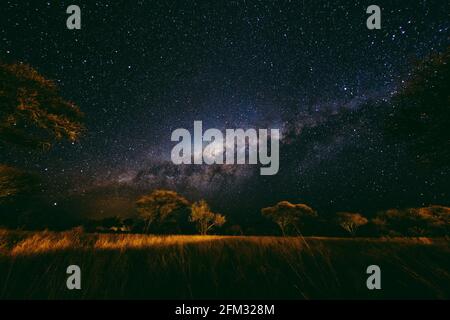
373,205,450,236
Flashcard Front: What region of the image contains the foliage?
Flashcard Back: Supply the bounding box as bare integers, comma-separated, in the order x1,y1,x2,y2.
136,189,190,233
0,164,39,203
0,62,84,149
336,212,368,236
373,205,450,236
261,201,317,236
190,200,226,235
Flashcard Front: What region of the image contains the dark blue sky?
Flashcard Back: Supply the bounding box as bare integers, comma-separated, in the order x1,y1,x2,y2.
1,0,449,219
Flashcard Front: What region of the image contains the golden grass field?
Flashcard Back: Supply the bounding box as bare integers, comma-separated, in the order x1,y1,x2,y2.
0,229,449,299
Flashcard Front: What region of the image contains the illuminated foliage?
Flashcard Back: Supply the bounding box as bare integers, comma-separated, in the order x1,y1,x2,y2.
261,201,317,236
373,205,450,236
0,164,38,204
190,200,226,235
336,212,368,236
0,62,84,149
136,189,190,233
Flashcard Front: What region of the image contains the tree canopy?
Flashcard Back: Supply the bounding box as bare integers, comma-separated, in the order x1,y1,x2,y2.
190,200,226,235
336,212,368,236
373,205,450,236
0,164,39,204
262,201,317,235
136,189,191,233
0,62,84,149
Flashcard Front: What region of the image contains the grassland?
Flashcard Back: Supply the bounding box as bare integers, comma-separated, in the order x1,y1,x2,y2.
0,229,449,299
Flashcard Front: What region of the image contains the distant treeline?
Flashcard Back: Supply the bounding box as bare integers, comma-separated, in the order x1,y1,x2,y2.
2,187,448,237
1,48,450,237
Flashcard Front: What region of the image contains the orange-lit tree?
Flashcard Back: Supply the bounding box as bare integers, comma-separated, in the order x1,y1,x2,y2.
190,200,226,235
373,205,450,236
0,164,38,204
0,63,84,227
136,189,191,234
261,201,317,236
336,212,368,236
0,62,84,149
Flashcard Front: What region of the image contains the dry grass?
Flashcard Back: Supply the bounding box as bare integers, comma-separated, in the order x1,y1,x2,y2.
0,229,449,299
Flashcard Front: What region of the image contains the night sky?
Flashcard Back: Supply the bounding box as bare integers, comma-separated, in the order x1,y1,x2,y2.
1,1,449,222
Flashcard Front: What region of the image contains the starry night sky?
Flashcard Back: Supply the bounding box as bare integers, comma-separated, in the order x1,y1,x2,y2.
1,1,449,222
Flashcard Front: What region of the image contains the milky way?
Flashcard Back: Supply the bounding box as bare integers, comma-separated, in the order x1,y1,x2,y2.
0,1,449,220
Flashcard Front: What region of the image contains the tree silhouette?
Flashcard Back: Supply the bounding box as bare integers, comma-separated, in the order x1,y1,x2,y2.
0,164,39,204
0,63,84,227
373,205,450,236
0,62,84,149
336,212,368,236
0,164,40,227
261,201,317,236
190,200,226,235
136,189,190,233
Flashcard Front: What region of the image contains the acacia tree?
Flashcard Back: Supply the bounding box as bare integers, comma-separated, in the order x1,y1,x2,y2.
0,62,84,149
0,63,84,222
261,201,317,236
0,165,36,202
0,164,39,209
373,206,450,236
136,189,190,233
0,164,40,227
336,212,368,236
190,200,226,235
